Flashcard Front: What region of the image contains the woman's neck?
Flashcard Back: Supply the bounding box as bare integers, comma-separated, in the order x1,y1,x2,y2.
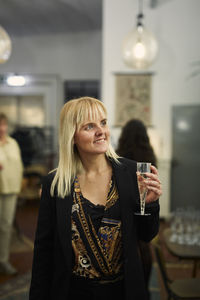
0,135,7,143
79,153,111,175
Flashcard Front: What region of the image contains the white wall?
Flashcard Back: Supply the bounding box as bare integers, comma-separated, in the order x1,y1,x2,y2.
0,31,102,167
102,0,200,159
102,0,200,216
0,30,102,80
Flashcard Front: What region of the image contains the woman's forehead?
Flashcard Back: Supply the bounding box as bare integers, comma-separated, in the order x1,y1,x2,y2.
77,106,106,124
0,120,7,125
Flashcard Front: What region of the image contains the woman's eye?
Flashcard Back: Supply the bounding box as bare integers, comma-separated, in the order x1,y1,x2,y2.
101,120,107,126
85,124,93,130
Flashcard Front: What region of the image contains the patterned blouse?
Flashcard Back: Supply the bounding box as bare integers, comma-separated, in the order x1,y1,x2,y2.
71,174,124,282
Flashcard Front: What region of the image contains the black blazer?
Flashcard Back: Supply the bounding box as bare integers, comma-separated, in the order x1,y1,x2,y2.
29,157,160,300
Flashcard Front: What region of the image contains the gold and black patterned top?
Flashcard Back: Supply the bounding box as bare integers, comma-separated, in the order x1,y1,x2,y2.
71,174,124,282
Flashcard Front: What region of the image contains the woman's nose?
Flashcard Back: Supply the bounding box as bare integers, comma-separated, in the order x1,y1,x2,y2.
95,125,103,136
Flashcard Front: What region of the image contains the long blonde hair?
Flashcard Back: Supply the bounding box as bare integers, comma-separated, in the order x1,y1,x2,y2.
50,97,120,198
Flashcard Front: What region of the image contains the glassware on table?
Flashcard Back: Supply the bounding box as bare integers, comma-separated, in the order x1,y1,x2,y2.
169,207,200,246
169,211,179,243
134,162,151,216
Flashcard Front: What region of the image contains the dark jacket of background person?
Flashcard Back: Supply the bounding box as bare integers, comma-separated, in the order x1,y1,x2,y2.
29,157,159,300
116,119,157,299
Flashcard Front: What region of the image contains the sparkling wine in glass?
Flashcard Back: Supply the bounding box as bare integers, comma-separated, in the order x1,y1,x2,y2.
135,162,151,216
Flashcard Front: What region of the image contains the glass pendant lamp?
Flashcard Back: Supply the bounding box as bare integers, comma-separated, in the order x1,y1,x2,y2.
122,0,158,69
0,25,12,64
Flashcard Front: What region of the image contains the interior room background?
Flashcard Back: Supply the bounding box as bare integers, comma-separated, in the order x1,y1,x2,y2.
0,0,199,217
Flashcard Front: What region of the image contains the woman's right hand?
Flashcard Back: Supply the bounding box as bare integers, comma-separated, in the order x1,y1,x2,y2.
0,163,3,170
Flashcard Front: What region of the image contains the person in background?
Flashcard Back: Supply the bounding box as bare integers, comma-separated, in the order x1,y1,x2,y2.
116,119,157,300
0,113,24,275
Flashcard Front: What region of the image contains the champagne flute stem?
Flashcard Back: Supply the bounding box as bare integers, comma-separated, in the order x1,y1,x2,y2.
141,189,147,215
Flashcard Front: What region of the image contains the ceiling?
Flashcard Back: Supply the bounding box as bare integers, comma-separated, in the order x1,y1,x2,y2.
0,0,102,37
0,0,173,37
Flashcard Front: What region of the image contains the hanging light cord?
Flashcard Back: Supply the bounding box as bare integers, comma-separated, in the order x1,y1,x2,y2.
137,0,144,27
138,0,143,15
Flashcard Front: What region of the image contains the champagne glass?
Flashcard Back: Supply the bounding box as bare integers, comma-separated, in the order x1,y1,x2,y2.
135,162,151,216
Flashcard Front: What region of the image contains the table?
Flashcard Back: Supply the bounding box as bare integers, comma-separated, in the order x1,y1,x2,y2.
163,228,200,277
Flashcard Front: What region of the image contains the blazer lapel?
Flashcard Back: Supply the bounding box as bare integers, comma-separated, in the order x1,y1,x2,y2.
111,158,138,255
56,193,73,268
111,158,137,213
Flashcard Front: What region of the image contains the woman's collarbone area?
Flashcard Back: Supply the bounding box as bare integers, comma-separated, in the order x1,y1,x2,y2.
78,175,111,207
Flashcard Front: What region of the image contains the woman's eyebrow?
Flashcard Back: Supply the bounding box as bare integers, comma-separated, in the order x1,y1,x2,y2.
81,118,107,127
79,122,93,129
82,121,94,127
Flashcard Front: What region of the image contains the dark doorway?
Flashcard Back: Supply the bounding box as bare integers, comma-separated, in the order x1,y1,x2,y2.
171,105,200,210
64,80,100,102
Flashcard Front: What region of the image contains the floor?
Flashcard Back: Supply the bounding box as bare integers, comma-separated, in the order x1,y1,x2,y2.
0,200,199,299
0,201,38,285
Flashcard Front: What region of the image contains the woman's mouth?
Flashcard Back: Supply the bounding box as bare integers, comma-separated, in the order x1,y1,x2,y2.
94,138,106,144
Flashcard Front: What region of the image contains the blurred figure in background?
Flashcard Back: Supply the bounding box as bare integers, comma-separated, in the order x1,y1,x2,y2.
116,119,157,164
116,119,157,300
0,113,23,275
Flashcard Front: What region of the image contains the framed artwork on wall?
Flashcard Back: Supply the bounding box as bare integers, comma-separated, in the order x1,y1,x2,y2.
114,73,153,127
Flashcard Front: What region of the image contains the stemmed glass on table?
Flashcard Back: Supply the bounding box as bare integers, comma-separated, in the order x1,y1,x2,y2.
134,162,151,216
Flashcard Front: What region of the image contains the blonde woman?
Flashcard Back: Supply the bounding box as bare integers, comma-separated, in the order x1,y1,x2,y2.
0,113,23,275
29,97,162,300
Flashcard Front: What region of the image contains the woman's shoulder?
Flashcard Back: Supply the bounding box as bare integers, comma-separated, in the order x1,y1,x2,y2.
117,156,137,169
41,169,57,188
115,157,137,182
7,135,18,146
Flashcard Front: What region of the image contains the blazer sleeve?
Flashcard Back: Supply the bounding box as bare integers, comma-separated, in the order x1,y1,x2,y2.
29,174,54,300
122,157,160,242
134,200,160,242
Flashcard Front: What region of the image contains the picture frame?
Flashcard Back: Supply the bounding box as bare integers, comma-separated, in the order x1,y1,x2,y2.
114,73,153,127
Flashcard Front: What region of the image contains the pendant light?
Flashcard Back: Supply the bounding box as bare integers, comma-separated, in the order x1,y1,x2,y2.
122,0,158,69
6,75,26,87
0,25,12,64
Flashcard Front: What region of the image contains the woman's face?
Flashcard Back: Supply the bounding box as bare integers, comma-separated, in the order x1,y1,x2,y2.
0,120,8,138
74,116,110,156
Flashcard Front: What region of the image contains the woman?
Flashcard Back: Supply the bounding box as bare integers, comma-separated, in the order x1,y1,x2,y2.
29,97,162,300
116,119,157,165
117,119,158,299
0,113,23,275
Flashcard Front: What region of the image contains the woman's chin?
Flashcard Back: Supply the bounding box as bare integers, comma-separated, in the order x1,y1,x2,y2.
78,143,109,156
93,149,108,155
89,145,109,155
94,144,109,152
